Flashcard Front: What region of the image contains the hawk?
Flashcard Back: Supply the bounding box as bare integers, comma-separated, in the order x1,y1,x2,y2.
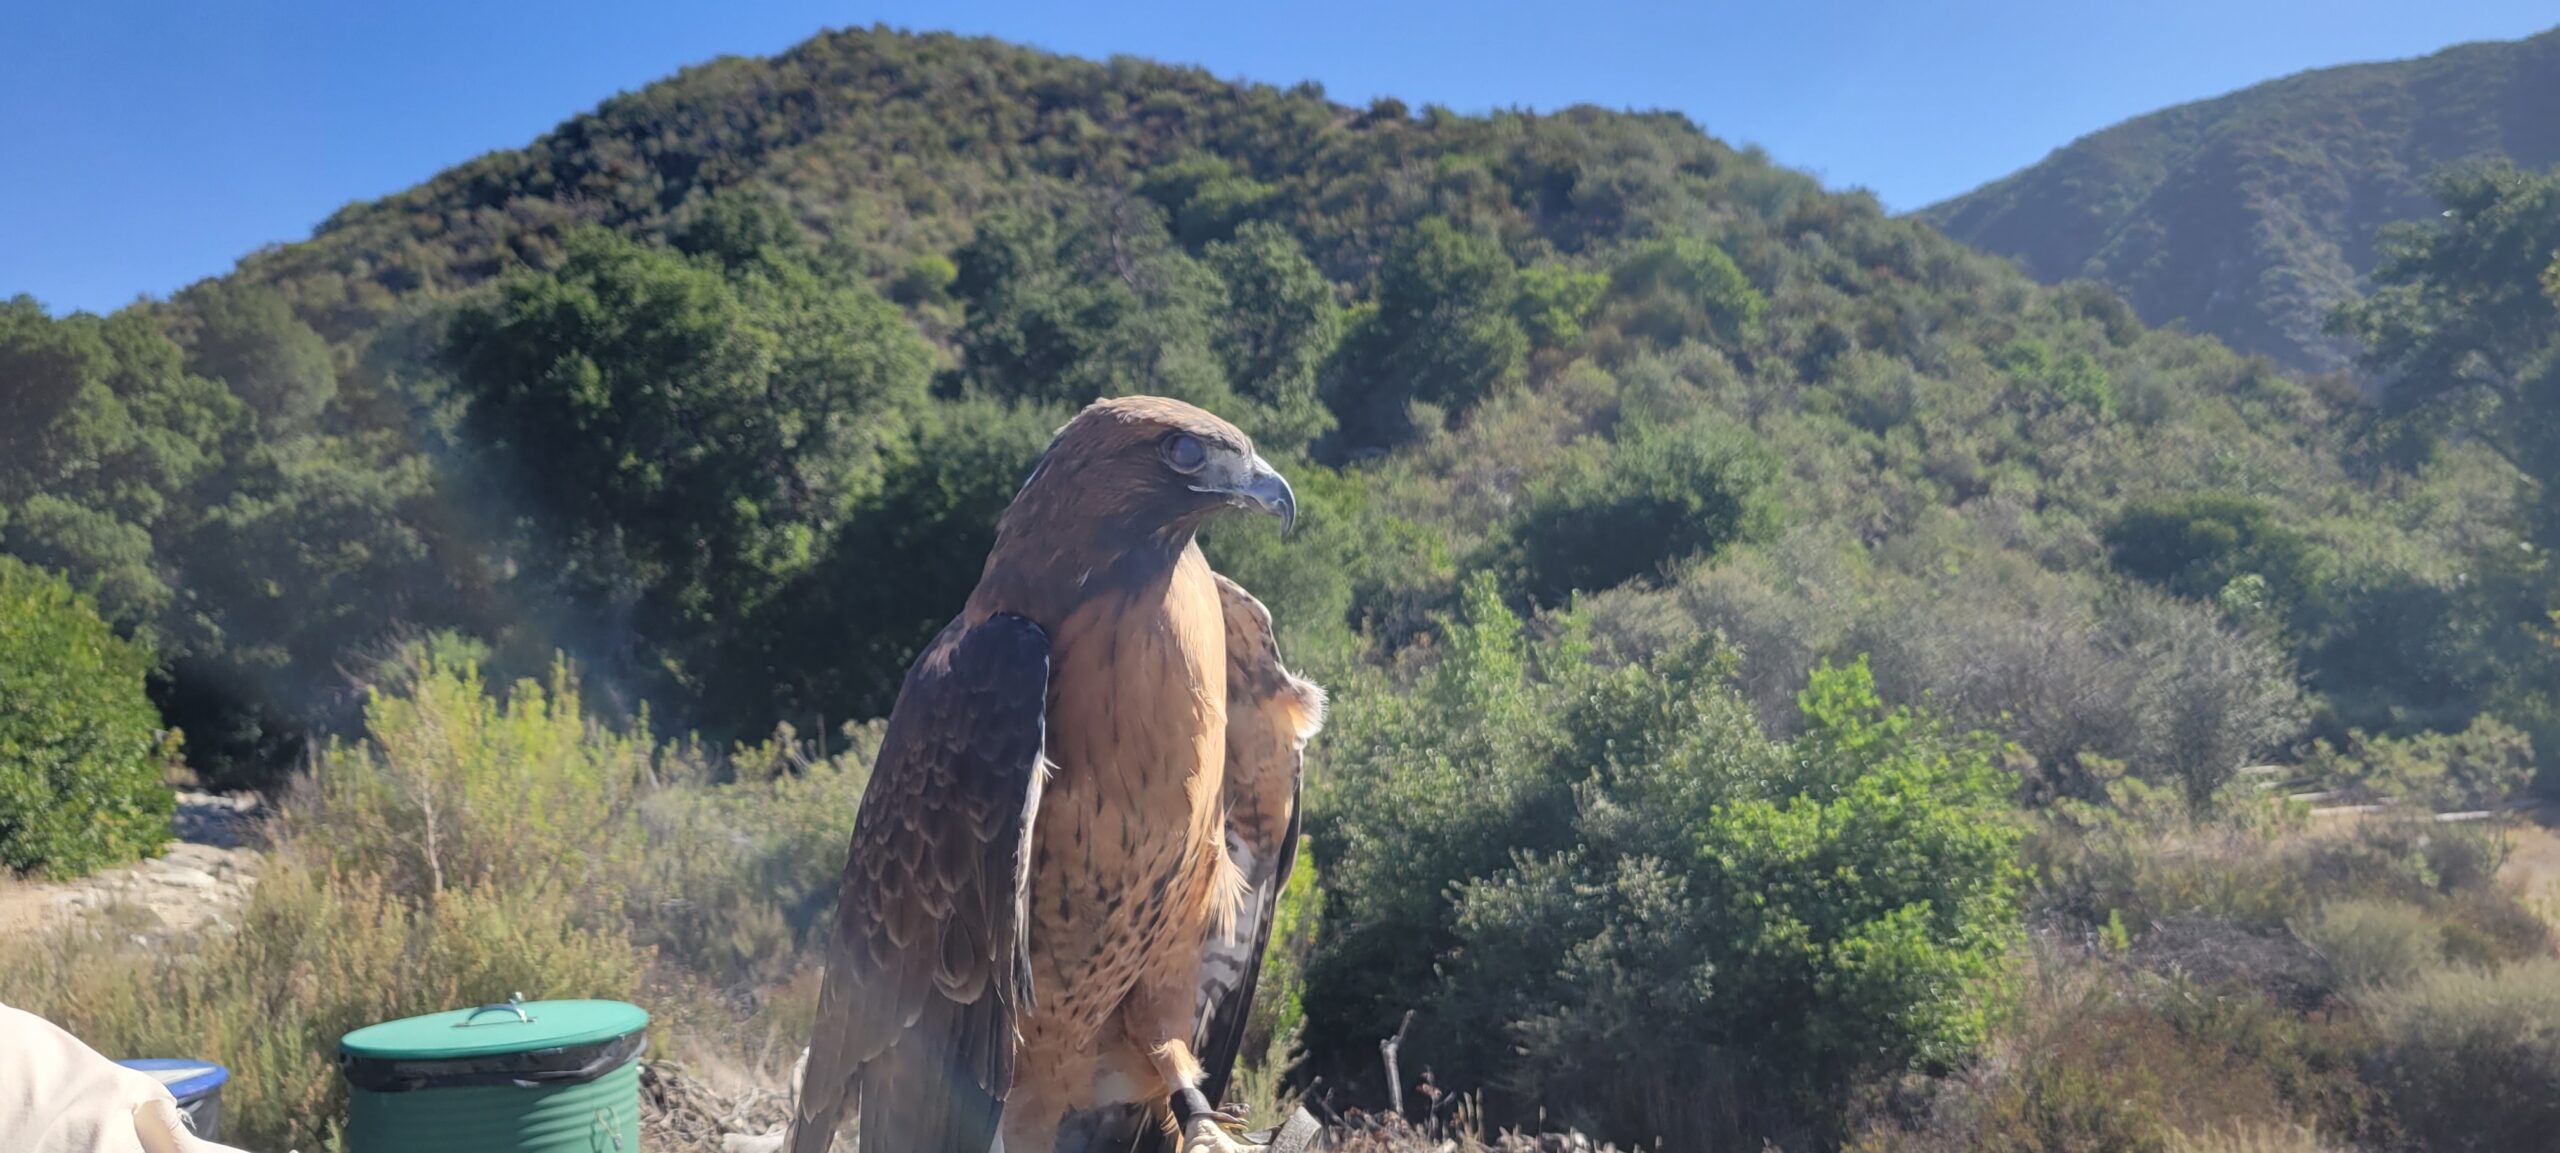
789,396,1324,1153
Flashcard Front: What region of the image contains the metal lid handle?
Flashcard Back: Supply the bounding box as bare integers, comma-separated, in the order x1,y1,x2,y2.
455,992,534,1027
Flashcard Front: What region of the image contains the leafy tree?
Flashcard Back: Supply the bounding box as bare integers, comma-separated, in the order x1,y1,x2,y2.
754,400,1061,724
2327,162,2560,748
163,435,449,766
1499,421,1776,605
1202,221,1341,449
668,189,811,272
2107,493,2331,617
0,300,240,627
1140,152,1282,247
444,226,931,710
953,200,1240,415
1513,262,1609,348
1993,336,2114,417
2332,160,2560,548
0,298,460,787
0,557,176,876
2306,571,2516,736
0,497,165,633
177,280,338,435
1675,660,2019,1128
1313,590,2021,1147
1306,574,1579,1074
2304,712,2537,810
892,253,958,306
1608,234,1765,350
1326,217,1526,448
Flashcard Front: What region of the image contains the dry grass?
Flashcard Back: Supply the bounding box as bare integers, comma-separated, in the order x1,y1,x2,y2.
0,858,643,1151
2162,1121,2341,1153
2501,804,2560,921
2359,958,2560,1151
2292,898,2443,991
0,649,867,1151
1323,1109,1629,1153
0,869,44,937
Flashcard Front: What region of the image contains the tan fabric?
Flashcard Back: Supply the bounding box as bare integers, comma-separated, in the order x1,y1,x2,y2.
0,1003,255,1153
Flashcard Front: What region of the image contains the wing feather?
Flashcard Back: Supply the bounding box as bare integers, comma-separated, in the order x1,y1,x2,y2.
788,613,1049,1153
1196,576,1321,1111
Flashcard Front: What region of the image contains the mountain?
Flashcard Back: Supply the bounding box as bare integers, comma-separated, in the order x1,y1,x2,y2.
1921,27,2560,375
6,25,2552,1148
35,24,2409,745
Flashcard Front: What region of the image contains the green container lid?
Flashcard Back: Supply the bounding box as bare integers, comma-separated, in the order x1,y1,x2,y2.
341,999,648,1062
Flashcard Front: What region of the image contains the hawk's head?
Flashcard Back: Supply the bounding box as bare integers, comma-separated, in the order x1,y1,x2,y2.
1011,397,1297,543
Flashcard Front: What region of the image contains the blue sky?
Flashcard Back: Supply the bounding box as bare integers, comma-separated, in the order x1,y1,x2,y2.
4,1,2552,316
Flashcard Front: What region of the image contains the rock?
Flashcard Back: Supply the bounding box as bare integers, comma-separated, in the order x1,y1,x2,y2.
147,867,221,889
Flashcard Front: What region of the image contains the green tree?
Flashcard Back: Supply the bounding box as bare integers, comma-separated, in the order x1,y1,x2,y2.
1689,660,2021,1110
444,226,931,709
1326,217,1526,448
755,400,1062,724
1499,421,1776,605
0,300,241,629
1203,221,1341,450
2332,161,2560,547
954,200,1237,412
1457,656,2019,1146
0,557,176,876
161,433,451,775
177,281,338,435
2106,492,2332,617
1311,588,2020,1148
668,189,811,272
1139,152,1283,247
1608,234,1765,350
2328,162,2560,747
1993,336,2114,417
1306,574,1579,1074
1513,262,1609,348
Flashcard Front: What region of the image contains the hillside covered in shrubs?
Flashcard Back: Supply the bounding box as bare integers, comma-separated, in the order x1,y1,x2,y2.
1922,25,2560,375
2,24,2556,1152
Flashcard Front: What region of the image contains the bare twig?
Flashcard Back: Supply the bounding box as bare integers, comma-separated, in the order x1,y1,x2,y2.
1304,1078,1340,1126
1380,1009,1416,1119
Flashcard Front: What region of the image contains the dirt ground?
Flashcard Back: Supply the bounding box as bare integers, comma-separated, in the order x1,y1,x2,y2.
0,792,262,939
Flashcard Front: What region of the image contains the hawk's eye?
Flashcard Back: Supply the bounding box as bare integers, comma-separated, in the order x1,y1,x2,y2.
1163,434,1207,475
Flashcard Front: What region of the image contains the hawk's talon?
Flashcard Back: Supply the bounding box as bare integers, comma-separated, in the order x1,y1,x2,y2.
1183,1114,1266,1153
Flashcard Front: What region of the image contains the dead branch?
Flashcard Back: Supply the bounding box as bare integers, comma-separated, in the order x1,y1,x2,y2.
1381,1009,1416,1119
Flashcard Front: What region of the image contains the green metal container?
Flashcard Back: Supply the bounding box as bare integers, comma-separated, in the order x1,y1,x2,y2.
339,998,649,1153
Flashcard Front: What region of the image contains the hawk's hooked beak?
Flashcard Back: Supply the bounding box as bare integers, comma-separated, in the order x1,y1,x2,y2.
1224,454,1297,535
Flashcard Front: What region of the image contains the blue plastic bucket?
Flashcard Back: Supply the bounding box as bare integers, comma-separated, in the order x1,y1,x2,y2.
116,1059,230,1141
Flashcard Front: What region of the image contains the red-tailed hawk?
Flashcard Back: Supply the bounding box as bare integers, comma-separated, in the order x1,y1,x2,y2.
789,396,1324,1153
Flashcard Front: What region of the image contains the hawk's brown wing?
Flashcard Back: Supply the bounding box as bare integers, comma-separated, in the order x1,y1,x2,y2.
1195,576,1323,1111
789,613,1050,1153
1194,781,1302,1110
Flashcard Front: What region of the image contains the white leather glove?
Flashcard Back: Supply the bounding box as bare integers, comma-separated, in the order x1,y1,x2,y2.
0,1003,257,1153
